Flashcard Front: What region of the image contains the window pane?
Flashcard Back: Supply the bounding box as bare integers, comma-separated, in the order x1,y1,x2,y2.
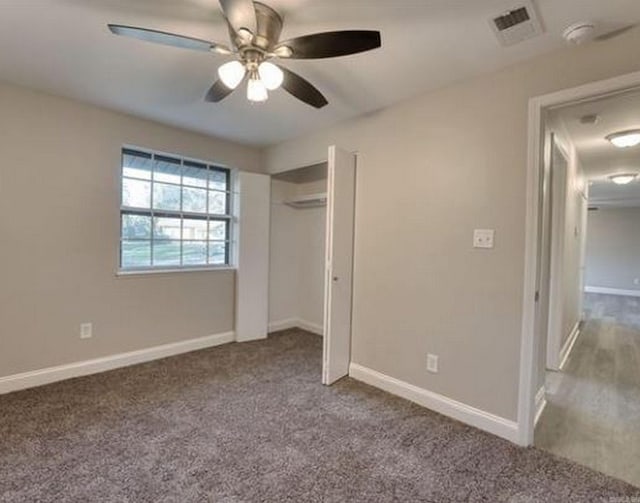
153,183,181,211
153,240,181,266
209,220,227,240
153,156,181,184
122,178,151,209
209,169,228,191
183,187,207,214
183,241,207,265
183,218,208,240
208,190,227,215
183,162,208,188
154,217,181,240
122,240,151,268
122,151,152,180
208,241,227,265
122,214,151,239
120,148,232,271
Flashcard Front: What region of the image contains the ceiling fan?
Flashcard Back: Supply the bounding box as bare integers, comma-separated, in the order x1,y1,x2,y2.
108,0,382,109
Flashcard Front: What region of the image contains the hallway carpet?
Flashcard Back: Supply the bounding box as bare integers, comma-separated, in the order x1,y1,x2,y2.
536,293,640,487
1,329,638,502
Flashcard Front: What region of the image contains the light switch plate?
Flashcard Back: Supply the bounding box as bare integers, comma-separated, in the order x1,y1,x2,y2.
473,229,495,249
427,354,439,373
80,323,93,339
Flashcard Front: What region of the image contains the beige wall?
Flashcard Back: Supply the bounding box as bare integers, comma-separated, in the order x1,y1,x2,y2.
559,146,587,346
586,207,640,291
269,179,326,329
266,29,640,421
0,82,262,377
538,130,587,380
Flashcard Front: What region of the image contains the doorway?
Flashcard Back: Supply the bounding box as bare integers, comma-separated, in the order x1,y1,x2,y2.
268,146,357,385
525,82,640,487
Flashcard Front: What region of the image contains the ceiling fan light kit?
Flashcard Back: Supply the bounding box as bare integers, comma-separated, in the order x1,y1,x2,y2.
108,0,381,108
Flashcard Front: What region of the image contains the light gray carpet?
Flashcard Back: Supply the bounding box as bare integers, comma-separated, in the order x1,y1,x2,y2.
1,329,638,502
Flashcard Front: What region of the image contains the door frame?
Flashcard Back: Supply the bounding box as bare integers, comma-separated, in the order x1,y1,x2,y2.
518,70,640,446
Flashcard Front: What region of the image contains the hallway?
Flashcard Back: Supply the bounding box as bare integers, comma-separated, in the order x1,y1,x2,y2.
536,293,640,487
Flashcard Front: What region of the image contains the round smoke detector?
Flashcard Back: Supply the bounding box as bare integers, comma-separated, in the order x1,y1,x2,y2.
563,22,596,45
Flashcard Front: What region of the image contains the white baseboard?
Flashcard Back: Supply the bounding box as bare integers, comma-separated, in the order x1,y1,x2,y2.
349,363,519,444
585,286,640,298
297,319,324,336
534,386,547,426
268,318,299,332
0,331,235,395
558,321,581,371
268,318,324,336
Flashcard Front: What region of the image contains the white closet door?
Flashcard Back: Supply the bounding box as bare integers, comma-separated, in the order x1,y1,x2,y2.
235,172,270,342
323,146,356,385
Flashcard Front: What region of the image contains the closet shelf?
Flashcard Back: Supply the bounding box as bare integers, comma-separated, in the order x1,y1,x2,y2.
283,192,327,209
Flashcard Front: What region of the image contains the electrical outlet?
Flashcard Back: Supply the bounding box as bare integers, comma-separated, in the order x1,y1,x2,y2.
80,323,93,339
427,354,439,374
473,229,495,249
634,278,640,286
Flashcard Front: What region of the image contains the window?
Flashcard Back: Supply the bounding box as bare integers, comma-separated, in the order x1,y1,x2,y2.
120,148,232,271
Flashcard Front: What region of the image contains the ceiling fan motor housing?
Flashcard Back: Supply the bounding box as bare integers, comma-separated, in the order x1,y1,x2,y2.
231,1,283,53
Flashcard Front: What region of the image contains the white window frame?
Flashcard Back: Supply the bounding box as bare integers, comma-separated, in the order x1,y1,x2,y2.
117,146,235,275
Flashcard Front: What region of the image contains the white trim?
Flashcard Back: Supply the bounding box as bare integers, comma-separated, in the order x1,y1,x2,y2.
0,331,235,396
116,266,235,277
585,286,640,298
268,318,324,336
558,321,581,371
268,318,299,332
519,70,640,447
534,386,547,426
349,363,519,443
297,319,324,336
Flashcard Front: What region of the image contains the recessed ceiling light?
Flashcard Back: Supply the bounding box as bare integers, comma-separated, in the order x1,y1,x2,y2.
606,130,640,148
609,173,638,185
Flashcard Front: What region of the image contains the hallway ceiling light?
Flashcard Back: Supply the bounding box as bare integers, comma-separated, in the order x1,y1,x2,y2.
606,130,640,148
609,173,638,185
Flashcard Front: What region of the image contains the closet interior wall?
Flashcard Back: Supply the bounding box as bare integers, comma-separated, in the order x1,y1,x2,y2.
269,170,327,335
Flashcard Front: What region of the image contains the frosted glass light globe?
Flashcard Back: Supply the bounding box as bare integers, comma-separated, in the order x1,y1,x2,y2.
258,62,284,91
218,61,246,90
247,77,268,102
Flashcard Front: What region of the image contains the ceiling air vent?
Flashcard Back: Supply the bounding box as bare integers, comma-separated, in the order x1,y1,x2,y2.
490,1,544,47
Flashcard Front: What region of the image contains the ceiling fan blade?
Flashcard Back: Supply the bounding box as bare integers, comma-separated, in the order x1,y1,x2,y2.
205,80,235,102
595,24,636,41
275,31,381,59
108,25,231,54
219,0,257,36
277,65,328,109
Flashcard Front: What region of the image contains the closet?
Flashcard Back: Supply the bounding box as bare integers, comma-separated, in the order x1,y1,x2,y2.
268,146,356,385
270,162,328,336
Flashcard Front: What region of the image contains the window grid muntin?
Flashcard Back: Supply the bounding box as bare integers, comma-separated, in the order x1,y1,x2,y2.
120,148,232,270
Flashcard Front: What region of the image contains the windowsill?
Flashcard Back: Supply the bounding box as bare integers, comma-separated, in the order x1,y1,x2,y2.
116,266,236,278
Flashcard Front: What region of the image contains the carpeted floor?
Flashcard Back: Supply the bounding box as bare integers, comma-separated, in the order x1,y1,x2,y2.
1,330,638,502
536,293,640,487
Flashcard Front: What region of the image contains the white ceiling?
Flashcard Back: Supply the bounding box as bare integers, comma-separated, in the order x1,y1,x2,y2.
553,89,640,206
1,0,640,146
554,89,640,180
588,179,640,207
